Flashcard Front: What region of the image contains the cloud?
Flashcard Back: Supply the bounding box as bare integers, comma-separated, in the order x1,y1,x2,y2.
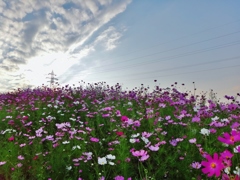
95,26,125,50
0,0,132,92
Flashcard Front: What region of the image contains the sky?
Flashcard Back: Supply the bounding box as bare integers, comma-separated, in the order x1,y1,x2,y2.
0,0,240,102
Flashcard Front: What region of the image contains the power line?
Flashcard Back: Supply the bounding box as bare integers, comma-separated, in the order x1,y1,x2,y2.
88,19,240,62
63,30,240,78
84,56,240,79
89,30,240,70
86,64,240,83
65,40,240,77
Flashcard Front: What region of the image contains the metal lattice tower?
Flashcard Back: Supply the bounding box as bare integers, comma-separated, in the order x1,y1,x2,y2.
46,70,58,88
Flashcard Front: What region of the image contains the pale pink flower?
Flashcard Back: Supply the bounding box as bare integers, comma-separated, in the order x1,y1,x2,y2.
0,161,6,166
18,155,24,160
189,138,196,144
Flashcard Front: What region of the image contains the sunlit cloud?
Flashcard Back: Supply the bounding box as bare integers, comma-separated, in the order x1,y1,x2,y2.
0,0,132,92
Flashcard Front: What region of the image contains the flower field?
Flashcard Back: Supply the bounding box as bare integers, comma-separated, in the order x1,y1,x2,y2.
0,81,239,180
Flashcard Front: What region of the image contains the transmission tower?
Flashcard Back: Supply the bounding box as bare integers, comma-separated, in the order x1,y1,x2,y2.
46,70,58,88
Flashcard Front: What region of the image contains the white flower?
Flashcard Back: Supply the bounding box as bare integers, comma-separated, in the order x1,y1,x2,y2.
98,157,107,165
66,166,72,170
108,161,115,165
73,101,80,105
47,104,52,107
233,166,240,176
131,133,140,138
128,102,133,106
72,145,81,150
233,145,240,153
224,167,230,174
200,128,210,136
129,139,135,143
69,118,76,121
221,118,229,123
106,154,116,160
193,105,201,112
141,136,149,144
62,141,70,144
211,116,219,121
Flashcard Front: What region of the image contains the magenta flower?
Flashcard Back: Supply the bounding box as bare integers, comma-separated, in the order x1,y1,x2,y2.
8,120,15,125
114,176,124,180
201,153,224,177
218,130,240,145
220,150,233,160
102,114,110,118
8,136,14,141
192,116,200,123
90,137,99,142
121,116,128,122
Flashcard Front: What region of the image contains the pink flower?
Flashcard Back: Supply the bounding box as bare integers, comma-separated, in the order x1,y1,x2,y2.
148,145,159,151
0,161,6,166
8,136,14,141
8,120,15,125
114,176,124,180
22,116,29,121
132,150,149,162
191,162,201,169
17,163,23,167
189,138,196,144
210,128,217,134
220,150,233,160
116,131,124,136
218,130,240,145
132,150,147,157
192,116,200,123
18,155,24,160
121,116,128,122
102,114,110,117
201,153,224,177
90,137,99,142
139,154,149,161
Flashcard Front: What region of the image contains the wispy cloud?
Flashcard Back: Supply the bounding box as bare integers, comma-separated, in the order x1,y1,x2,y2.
0,0,132,92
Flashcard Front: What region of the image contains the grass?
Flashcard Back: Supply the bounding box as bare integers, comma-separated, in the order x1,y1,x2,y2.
0,81,239,180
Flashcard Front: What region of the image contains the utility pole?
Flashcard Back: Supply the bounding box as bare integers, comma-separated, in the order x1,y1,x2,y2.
46,70,58,88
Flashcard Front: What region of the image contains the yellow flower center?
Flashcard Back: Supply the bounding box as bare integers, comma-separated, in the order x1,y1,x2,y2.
211,163,216,168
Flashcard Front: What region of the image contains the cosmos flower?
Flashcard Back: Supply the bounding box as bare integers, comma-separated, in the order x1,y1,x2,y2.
98,157,107,165
106,154,116,160
220,150,233,160
121,116,128,122
0,161,6,166
189,138,196,144
218,130,240,145
191,162,201,169
201,153,224,177
18,155,24,160
200,128,210,136
8,136,14,141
